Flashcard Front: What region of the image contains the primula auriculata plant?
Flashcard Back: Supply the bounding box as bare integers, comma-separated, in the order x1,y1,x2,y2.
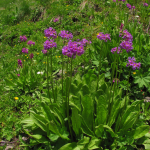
20,26,150,150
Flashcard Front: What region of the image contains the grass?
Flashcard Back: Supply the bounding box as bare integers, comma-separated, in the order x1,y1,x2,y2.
0,0,150,149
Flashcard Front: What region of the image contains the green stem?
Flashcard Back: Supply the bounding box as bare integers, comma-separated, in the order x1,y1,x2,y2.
96,42,103,91
47,55,51,103
67,57,73,140
107,51,117,124
50,49,55,102
125,68,131,109
62,55,64,99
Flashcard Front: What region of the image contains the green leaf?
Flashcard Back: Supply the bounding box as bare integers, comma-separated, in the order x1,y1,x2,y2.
134,76,150,88
80,115,94,137
71,107,81,136
144,144,150,149
108,98,121,127
81,95,93,130
95,96,107,125
81,85,90,96
30,112,48,132
59,143,77,150
103,125,116,138
134,125,149,139
88,137,101,149
5,78,16,87
41,102,52,121
77,136,90,149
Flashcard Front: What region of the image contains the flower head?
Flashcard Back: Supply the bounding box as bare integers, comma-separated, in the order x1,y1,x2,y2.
97,32,111,42
18,59,23,68
59,30,73,40
42,49,48,54
126,4,132,9
126,57,141,70
53,17,59,22
14,97,19,100
29,53,34,59
111,47,121,54
44,27,57,39
27,40,35,46
22,48,28,54
143,3,148,7
20,35,27,42
43,40,57,50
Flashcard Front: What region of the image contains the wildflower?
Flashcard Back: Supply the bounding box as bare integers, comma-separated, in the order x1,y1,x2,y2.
132,6,135,9
97,32,111,42
27,57,28,58
126,4,132,9
37,53,39,55
111,47,121,54
44,27,57,39
120,23,124,31
14,97,19,100
17,74,20,77
37,71,44,75
25,55,27,56
58,56,61,58
53,17,59,22
10,79,12,80
56,56,57,58
133,72,136,74
43,40,57,50
29,53,34,59
59,30,73,40
43,62,45,64
126,57,141,70
113,0,116,2
18,59,23,68
27,40,35,46
22,48,28,54
143,3,148,7
42,49,48,54
113,78,120,83
119,41,133,53
20,35,27,42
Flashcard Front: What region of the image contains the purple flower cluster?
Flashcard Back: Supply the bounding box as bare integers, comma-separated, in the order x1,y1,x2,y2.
120,41,133,53
22,48,29,54
42,49,48,54
119,29,133,53
126,3,135,9
53,17,59,22
143,3,148,7
74,38,92,46
126,4,132,9
122,29,133,42
20,35,27,42
111,47,121,54
59,30,73,40
18,59,23,68
97,32,111,42
126,57,141,70
62,40,85,58
120,23,124,31
44,27,57,39
43,40,57,50
29,53,34,59
27,40,35,46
